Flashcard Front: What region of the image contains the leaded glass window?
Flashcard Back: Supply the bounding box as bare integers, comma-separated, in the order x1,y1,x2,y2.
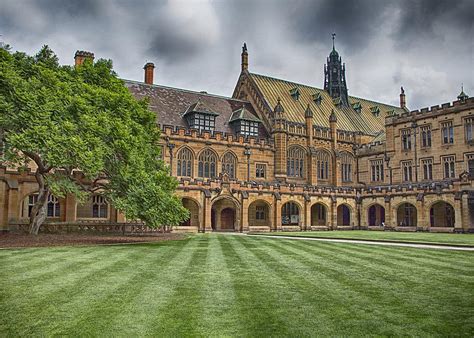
177,147,193,177
287,146,305,178
198,149,217,178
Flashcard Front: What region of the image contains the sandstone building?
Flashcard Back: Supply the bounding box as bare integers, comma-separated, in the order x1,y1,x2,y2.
1,42,473,232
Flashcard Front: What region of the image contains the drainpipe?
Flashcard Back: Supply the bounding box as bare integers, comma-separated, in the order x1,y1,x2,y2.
167,142,175,175
411,121,418,182
244,147,252,182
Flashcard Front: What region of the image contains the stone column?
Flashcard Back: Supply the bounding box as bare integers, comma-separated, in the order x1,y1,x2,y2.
461,194,470,231
304,199,311,231
384,198,391,227
241,197,249,232
454,198,463,232
274,198,282,231
331,200,337,229
204,196,212,232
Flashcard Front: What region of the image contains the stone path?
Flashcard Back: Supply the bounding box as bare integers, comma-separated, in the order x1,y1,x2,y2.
246,234,474,251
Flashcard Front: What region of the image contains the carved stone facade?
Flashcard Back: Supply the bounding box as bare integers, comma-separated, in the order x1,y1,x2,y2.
1,45,473,232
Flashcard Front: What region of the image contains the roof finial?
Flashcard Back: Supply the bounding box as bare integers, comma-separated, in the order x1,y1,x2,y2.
332,32,336,51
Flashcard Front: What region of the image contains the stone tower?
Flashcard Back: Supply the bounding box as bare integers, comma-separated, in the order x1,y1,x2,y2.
324,34,349,106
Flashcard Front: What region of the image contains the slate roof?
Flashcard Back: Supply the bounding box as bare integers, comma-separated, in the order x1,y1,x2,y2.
248,73,406,135
229,107,262,123
125,80,266,137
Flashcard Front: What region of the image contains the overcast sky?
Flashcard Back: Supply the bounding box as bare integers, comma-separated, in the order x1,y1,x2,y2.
1,0,473,109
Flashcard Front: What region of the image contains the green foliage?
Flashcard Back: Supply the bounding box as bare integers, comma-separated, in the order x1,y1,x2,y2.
0,45,188,228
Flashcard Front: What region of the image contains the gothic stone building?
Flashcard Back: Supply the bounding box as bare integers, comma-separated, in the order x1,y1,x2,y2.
1,44,474,232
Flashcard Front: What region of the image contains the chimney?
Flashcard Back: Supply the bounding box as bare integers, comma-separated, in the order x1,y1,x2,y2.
74,50,94,67
241,43,248,72
400,86,406,109
144,62,155,85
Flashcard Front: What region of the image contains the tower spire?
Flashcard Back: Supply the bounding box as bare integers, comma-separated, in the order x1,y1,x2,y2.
324,34,349,106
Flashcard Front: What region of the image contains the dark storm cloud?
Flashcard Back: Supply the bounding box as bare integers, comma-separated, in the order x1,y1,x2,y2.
0,0,472,110
395,0,474,46
287,0,392,51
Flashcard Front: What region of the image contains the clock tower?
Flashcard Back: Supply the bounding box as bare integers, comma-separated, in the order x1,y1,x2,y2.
324,34,349,106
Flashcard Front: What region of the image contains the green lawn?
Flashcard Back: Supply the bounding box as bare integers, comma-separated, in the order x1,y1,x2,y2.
256,230,474,247
1,234,473,336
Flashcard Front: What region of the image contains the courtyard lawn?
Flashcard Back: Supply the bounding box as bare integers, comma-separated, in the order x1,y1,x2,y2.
1,234,473,336
257,230,474,247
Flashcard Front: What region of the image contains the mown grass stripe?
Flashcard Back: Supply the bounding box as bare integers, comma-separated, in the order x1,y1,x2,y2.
225,234,333,336
261,237,473,335
0,247,148,336
60,240,194,336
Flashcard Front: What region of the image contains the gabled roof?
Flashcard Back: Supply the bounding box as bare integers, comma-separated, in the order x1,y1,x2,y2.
125,80,267,137
183,99,219,117
247,72,406,135
229,107,261,123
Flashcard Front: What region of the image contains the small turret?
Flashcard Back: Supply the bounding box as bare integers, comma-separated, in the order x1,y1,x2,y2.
400,86,407,109
274,97,285,119
324,33,349,106
241,43,248,72
457,85,469,102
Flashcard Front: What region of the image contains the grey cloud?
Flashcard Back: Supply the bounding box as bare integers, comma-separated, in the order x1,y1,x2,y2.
0,0,472,110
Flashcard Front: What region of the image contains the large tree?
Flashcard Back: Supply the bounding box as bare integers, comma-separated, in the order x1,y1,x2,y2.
0,46,188,234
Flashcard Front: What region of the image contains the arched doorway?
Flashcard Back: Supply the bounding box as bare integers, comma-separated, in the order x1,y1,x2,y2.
211,197,239,231
281,202,300,226
220,208,235,230
248,200,271,228
368,204,385,226
337,204,351,226
397,203,417,226
430,202,455,227
180,198,200,227
311,203,327,226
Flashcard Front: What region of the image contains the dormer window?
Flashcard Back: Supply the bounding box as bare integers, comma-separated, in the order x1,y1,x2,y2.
333,97,342,107
352,101,362,113
370,106,380,117
187,113,216,132
312,92,322,104
229,106,261,137
290,87,300,101
182,99,219,133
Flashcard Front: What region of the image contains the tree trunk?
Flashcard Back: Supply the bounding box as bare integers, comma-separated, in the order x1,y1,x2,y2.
29,173,49,235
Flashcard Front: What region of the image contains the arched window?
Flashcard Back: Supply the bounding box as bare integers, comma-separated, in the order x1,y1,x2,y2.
22,193,60,218
222,152,237,178
282,202,300,225
287,146,305,178
316,150,331,180
92,195,108,218
198,149,217,178
47,195,60,218
340,152,354,182
177,147,193,177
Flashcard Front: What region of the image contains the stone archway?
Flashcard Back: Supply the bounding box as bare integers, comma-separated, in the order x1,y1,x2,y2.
337,204,351,226
180,198,200,227
211,197,240,231
281,201,301,227
397,203,417,226
368,204,385,226
311,203,328,226
430,201,455,227
248,200,272,229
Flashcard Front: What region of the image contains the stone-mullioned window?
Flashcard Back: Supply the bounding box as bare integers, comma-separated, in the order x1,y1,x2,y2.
421,125,432,148
177,147,193,177
316,150,330,180
287,146,305,178
222,152,237,178
401,129,411,150
441,121,454,144
402,161,413,182
442,155,455,178
422,158,433,180
371,159,384,182
198,149,217,178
